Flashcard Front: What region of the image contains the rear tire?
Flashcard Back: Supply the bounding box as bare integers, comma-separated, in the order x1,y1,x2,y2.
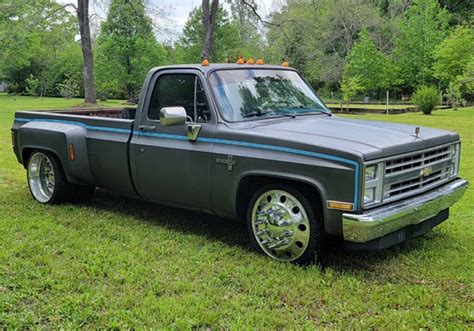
27,150,95,204
246,183,326,265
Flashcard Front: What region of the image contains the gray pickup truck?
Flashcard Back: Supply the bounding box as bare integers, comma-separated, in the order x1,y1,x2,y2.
11,64,468,264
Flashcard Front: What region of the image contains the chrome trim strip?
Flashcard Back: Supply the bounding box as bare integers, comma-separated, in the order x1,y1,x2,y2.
342,179,468,243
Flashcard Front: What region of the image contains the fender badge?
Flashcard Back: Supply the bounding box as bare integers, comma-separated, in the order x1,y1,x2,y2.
216,155,236,171
420,166,433,177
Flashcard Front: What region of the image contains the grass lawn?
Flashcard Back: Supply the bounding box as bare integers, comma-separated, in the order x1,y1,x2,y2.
326,103,416,110
0,96,473,328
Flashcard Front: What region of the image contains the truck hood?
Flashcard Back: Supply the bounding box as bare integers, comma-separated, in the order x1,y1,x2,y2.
235,115,459,160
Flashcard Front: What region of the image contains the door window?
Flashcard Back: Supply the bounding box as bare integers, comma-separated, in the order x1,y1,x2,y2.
148,74,211,122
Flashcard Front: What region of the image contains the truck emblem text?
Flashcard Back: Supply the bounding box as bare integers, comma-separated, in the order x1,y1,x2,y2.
216,155,236,171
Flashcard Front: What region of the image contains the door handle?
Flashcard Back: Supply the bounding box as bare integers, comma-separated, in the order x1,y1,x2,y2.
138,125,156,131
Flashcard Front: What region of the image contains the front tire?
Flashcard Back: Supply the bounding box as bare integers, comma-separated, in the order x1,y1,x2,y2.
247,184,326,265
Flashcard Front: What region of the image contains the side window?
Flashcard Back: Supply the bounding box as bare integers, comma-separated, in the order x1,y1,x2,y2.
148,74,211,122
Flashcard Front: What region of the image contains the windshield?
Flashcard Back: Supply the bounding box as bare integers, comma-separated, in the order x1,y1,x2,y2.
209,69,330,122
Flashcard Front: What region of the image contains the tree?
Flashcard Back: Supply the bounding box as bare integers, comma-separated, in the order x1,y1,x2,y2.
267,0,384,88
433,25,474,86
0,0,79,96
393,0,450,89
95,0,167,99
174,6,244,64
77,0,97,104
343,30,399,94
201,0,219,60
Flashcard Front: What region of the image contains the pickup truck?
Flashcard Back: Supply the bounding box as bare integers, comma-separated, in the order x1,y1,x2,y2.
11,63,468,264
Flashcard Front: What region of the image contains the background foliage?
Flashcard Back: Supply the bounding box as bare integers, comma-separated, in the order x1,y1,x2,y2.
0,0,473,101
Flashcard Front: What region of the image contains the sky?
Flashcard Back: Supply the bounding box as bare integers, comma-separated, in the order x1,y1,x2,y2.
57,0,279,42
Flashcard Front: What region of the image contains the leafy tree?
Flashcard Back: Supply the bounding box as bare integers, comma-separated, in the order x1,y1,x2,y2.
95,0,167,99
0,0,78,95
341,76,364,106
267,0,384,88
174,6,246,64
433,25,474,86
343,30,399,94
393,0,450,88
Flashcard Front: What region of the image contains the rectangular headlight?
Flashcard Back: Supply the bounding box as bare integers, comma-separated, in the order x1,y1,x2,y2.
450,143,460,177
365,165,377,181
364,187,375,204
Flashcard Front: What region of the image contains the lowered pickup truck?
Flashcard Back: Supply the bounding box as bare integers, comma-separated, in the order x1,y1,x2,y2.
11,63,468,264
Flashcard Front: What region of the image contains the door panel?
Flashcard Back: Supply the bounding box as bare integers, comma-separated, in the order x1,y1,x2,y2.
130,70,216,209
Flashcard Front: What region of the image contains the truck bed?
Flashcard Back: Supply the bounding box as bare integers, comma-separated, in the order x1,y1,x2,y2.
12,108,138,197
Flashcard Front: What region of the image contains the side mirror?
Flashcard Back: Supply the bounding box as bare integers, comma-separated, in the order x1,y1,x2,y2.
159,107,187,126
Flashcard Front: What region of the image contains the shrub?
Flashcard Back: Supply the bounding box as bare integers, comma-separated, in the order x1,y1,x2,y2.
412,85,439,114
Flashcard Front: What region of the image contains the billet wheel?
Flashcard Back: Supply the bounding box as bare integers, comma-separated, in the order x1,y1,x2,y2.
247,185,325,264
28,152,57,203
27,150,95,204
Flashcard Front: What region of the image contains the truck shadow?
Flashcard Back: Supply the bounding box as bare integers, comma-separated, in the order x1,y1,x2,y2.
86,189,438,273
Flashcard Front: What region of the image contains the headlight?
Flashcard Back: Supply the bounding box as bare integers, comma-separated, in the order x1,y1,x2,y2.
364,187,375,204
450,143,460,177
365,165,377,180
363,163,383,207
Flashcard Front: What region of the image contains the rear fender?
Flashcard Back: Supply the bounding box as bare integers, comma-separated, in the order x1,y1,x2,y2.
19,121,94,185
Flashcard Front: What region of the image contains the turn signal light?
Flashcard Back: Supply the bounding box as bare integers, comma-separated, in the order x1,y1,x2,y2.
327,200,354,211
201,59,209,66
69,143,75,161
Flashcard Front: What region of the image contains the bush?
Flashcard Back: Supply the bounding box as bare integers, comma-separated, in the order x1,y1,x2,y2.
412,85,439,114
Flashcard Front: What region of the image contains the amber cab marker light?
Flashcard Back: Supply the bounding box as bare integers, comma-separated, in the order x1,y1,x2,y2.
281,61,289,67
246,58,255,64
201,59,209,66
256,58,265,65
69,143,75,161
327,200,354,211
236,55,245,64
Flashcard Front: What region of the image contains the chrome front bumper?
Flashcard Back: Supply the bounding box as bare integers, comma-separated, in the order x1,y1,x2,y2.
343,179,468,243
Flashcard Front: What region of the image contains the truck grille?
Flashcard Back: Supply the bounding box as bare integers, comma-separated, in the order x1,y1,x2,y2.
382,145,454,203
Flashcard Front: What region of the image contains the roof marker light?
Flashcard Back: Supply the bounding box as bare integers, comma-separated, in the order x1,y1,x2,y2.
201,59,209,66
246,58,255,64
236,55,245,64
281,61,289,67
256,59,264,65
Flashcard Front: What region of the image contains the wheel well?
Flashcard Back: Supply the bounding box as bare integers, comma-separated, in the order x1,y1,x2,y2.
235,175,324,223
21,148,34,168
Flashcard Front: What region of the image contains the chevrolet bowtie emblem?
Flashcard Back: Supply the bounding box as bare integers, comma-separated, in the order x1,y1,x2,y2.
420,166,433,177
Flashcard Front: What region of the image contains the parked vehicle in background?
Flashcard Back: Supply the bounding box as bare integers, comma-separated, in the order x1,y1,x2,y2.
11,63,468,264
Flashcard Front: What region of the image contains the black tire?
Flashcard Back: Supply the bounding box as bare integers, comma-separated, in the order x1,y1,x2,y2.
27,150,75,204
246,183,327,265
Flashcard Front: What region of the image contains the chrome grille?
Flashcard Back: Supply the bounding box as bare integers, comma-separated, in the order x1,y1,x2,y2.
382,145,454,203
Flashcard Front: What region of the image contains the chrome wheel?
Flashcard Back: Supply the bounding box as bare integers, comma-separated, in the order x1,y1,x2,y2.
251,189,311,261
28,152,55,203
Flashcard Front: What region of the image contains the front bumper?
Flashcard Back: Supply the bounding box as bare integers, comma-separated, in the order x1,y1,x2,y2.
342,179,468,244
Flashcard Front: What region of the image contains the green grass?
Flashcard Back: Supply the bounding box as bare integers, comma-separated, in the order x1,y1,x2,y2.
326,103,416,110
0,96,473,328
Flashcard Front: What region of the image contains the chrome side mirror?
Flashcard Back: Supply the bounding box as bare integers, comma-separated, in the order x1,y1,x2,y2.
159,107,187,126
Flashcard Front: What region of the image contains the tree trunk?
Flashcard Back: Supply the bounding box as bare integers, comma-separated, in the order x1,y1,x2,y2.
77,0,97,104
201,0,219,61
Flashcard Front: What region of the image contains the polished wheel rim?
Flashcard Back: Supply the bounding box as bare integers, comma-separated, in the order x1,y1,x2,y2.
251,189,310,261
28,153,55,203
